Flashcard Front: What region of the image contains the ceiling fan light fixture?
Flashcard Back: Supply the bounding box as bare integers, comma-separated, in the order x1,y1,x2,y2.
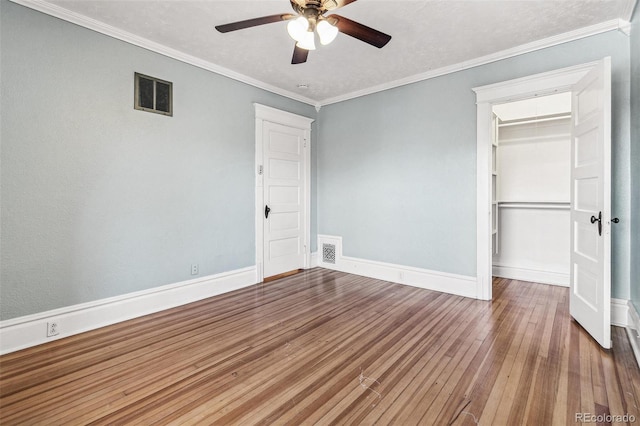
317,20,338,45
296,30,316,50
287,16,309,42
215,0,393,65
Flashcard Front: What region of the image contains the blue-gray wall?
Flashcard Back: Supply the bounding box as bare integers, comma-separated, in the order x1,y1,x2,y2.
0,0,316,320
1,0,636,321
630,4,640,312
317,30,632,298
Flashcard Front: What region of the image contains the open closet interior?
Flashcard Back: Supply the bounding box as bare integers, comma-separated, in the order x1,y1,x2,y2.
491,93,572,286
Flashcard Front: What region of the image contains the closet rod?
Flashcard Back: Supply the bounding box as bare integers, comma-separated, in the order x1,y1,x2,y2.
498,201,570,210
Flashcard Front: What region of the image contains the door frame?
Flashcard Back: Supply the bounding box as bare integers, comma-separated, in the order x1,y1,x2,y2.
472,60,601,300
254,103,314,282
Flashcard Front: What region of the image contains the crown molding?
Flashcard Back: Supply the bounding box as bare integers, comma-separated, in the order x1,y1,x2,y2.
10,0,629,109
9,0,318,107
318,19,627,106
618,19,632,36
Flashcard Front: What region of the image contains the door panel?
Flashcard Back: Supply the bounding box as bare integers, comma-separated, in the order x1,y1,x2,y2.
569,57,611,349
263,121,306,278
268,237,301,259
268,158,300,179
575,178,598,211
575,128,599,166
269,132,301,155
269,212,300,232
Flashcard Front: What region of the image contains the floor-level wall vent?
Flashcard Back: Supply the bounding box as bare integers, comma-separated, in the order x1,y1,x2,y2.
322,243,336,264
318,235,342,268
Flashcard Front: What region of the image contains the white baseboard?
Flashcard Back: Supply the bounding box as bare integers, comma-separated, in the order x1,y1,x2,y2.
0,266,257,355
317,235,477,299
493,264,569,287
626,300,640,368
611,298,630,327
336,256,478,298
629,300,640,331
625,328,640,369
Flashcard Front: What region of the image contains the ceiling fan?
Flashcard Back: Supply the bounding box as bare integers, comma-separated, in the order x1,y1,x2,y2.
215,0,392,64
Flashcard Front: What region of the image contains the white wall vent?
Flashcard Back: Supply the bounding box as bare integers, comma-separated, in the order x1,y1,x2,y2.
318,235,342,269
322,243,336,264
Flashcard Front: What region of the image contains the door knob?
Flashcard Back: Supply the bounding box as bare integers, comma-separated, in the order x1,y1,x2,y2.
612,217,620,223
590,211,602,236
265,205,271,219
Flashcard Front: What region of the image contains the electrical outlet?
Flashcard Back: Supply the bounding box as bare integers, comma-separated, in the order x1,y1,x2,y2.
191,264,199,275
47,321,59,337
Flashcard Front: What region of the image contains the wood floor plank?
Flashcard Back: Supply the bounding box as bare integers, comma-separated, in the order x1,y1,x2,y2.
579,326,597,416
85,276,400,424
611,326,640,420
258,290,451,426
357,300,497,425
527,295,568,426
178,285,433,425
439,282,539,424
289,295,460,425
432,290,526,424
505,298,548,424
476,293,537,425
354,301,470,420
1,270,639,425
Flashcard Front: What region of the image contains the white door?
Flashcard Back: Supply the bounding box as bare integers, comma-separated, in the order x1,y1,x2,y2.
262,121,306,278
569,57,612,349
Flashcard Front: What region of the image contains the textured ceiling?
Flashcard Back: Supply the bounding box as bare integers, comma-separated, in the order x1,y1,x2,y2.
40,0,636,105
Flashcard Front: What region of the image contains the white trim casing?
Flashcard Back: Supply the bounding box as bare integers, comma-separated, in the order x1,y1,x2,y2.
309,252,319,268
474,61,599,104
0,266,257,355
254,104,314,128
473,61,600,301
476,100,493,300
254,104,314,283
317,235,477,299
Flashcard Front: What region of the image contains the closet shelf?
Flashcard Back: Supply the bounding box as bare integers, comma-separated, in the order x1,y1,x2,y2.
497,200,570,210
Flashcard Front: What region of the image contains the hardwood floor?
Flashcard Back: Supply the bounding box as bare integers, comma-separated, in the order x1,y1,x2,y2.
1,268,639,425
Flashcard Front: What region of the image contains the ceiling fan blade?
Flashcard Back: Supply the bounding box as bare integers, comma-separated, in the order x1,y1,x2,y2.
291,44,309,64
215,13,295,33
330,15,391,48
323,0,358,11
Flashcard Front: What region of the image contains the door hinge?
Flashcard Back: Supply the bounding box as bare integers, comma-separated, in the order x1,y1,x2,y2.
258,165,263,175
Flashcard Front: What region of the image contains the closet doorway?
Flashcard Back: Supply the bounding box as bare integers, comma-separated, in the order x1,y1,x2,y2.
491,93,572,287
474,58,613,349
